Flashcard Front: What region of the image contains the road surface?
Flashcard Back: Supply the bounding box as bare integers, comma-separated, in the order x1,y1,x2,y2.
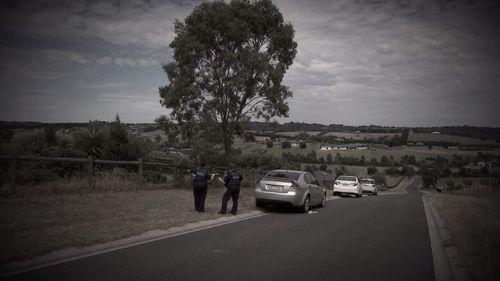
4,178,434,281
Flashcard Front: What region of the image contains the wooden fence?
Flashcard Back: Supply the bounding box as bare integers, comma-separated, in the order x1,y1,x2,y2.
0,155,266,190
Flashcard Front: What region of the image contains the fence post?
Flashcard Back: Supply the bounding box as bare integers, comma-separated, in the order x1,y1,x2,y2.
88,156,94,189
138,158,143,188
9,155,16,189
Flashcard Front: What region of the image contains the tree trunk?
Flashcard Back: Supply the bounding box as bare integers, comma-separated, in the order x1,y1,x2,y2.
222,119,232,167
223,137,231,166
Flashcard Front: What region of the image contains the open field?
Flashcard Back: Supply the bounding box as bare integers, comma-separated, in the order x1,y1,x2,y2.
322,131,400,140
437,177,498,187
0,185,257,264
408,132,498,146
436,177,500,195
274,131,323,137
430,193,500,280
234,138,500,162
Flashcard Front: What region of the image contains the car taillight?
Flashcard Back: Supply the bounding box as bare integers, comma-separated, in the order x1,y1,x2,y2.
335,181,340,185
290,180,300,189
354,183,358,186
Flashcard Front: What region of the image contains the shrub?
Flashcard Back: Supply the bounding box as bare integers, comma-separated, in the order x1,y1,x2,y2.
320,163,327,171
0,129,14,143
11,129,47,155
373,172,386,187
73,121,106,158
367,166,378,175
463,179,473,187
266,140,273,148
446,179,456,191
420,164,440,188
400,165,416,177
281,141,291,149
326,153,333,164
384,166,400,176
16,168,59,185
304,165,313,173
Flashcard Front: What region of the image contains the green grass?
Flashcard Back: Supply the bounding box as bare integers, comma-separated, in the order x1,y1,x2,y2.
234,139,497,162
322,132,399,140
408,132,497,145
274,131,323,137
436,177,499,195
431,193,500,280
0,184,256,264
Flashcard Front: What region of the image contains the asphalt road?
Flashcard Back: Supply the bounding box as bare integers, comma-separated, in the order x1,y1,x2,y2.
4,179,434,281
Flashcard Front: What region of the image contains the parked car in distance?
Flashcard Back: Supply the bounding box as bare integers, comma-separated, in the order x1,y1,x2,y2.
360,177,377,195
255,169,327,212
333,175,362,197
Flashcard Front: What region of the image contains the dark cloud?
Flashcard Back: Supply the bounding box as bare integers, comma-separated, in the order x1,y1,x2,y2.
1,0,499,125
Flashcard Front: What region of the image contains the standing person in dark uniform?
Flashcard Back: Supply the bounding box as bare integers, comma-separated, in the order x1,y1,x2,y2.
192,163,210,212
219,168,243,215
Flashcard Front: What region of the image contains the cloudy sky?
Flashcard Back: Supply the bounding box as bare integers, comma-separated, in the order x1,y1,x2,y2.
1,0,499,127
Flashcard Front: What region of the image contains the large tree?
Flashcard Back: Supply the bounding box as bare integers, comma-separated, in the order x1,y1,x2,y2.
159,0,297,162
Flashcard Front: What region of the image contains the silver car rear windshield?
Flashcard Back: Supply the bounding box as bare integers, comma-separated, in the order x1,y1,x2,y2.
265,171,301,180
337,176,357,181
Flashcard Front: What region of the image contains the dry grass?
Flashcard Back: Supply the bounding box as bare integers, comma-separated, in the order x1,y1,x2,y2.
0,184,256,264
408,132,497,146
431,193,500,281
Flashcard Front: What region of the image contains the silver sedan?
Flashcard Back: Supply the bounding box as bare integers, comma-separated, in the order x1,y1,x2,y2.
255,169,327,212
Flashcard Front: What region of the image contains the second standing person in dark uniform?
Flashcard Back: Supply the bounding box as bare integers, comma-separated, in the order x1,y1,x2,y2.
219,168,243,215
192,163,211,212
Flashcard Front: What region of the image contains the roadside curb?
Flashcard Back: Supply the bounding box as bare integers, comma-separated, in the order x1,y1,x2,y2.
422,195,469,281
0,210,267,278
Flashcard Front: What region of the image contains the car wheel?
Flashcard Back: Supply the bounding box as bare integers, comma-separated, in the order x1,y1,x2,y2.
256,200,264,208
301,196,310,213
320,193,327,207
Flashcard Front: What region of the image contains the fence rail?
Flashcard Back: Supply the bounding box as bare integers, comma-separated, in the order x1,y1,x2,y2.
0,155,266,190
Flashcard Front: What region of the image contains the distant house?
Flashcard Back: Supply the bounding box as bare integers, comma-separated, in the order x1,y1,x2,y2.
324,143,369,150
254,136,270,143
291,142,300,148
431,131,441,134
332,145,347,150
352,143,368,150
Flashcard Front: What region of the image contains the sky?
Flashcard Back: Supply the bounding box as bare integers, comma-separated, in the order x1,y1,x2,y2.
0,0,499,127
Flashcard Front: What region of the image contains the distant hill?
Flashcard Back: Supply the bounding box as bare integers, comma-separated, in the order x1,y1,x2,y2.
1,120,499,143
245,122,500,143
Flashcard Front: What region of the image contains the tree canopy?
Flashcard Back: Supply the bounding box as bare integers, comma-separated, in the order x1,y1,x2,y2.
158,0,297,161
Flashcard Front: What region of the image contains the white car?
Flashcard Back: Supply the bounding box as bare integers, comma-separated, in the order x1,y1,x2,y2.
333,175,362,197
360,177,378,195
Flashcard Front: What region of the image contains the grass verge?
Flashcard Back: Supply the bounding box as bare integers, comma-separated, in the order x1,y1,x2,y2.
430,193,500,281
0,186,256,264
